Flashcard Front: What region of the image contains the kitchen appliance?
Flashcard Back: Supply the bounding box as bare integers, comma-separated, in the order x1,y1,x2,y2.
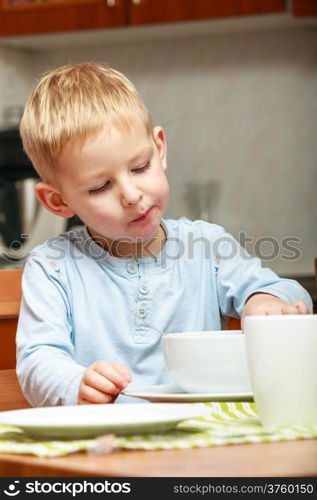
185,180,220,221
0,129,79,265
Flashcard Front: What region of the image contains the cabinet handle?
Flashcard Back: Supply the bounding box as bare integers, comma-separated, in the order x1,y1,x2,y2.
107,0,116,7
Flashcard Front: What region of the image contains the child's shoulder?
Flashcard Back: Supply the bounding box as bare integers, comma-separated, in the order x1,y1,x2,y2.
165,217,225,238
23,227,87,281
28,226,86,260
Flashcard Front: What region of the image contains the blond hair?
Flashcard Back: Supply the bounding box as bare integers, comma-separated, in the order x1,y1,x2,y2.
20,62,152,181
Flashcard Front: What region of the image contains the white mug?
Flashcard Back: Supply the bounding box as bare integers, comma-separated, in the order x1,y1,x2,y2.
244,314,317,428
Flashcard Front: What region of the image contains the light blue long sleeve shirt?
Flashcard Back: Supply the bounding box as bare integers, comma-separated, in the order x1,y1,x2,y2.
16,218,312,407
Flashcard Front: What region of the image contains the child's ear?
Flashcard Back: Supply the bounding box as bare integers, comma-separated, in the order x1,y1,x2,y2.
153,126,167,170
35,182,75,218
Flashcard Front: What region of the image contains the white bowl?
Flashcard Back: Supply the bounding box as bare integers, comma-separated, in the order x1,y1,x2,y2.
163,330,252,394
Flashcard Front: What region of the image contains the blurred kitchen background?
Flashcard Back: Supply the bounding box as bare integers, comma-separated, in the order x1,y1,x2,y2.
0,0,316,303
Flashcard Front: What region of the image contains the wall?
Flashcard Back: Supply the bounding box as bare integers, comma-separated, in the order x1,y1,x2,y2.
0,47,35,127
1,25,317,276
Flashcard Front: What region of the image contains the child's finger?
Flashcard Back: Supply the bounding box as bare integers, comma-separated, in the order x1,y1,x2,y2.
84,369,121,395
281,303,300,314
112,363,132,383
293,300,309,314
79,384,114,404
94,361,130,389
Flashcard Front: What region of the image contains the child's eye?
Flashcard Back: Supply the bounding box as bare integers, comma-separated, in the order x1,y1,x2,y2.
133,162,150,174
89,182,110,195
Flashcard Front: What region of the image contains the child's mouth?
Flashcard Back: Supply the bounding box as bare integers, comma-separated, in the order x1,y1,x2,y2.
131,207,153,223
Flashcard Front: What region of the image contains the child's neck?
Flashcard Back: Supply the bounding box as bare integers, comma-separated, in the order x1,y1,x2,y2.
90,224,167,260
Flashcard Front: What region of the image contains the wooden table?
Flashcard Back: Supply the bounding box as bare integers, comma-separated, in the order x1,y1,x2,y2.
0,438,316,477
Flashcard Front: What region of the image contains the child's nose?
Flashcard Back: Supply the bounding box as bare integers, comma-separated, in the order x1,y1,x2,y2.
120,182,143,207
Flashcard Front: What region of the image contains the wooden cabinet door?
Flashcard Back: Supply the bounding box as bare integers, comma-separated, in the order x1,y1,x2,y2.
128,0,286,26
0,0,126,37
292,0,317,16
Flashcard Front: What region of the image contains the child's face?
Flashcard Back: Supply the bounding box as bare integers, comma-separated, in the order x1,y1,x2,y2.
54,122,169,249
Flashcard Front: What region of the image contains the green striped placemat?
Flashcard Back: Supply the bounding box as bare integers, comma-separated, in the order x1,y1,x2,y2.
0,402,316,457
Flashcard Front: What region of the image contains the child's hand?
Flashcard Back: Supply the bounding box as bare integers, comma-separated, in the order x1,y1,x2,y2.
78,360,132,404
241,293,309,328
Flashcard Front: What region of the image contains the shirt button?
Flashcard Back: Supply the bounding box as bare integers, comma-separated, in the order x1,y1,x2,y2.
139,283,150,295
126,261,138,274
138,305,148,318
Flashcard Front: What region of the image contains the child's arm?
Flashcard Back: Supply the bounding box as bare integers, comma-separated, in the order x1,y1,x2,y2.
212,227,313,320
78,360,131,404
16,251,133,407
16,256,85,407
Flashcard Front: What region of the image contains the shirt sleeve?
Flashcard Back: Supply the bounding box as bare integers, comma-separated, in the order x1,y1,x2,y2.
213,228,313,318
16,252,86,407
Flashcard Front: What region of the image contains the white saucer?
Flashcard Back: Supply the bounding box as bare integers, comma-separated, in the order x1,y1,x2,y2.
122,384,254,403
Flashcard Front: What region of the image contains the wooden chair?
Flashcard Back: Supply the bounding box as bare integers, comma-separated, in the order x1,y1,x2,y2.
0,269,23,370
0,269,31,409
227,317,241,330
0,369,31,410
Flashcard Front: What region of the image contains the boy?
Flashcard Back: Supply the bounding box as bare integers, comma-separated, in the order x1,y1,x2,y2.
17,62,312,407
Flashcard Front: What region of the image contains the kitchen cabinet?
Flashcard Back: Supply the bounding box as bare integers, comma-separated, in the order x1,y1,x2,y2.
0,0,126,37
292,0,317,16
128,0,286,26
0,0,287,37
